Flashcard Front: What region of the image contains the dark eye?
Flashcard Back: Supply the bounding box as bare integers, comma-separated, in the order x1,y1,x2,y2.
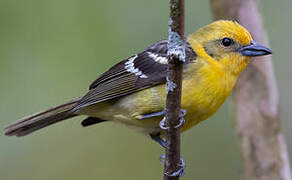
221,38,233,47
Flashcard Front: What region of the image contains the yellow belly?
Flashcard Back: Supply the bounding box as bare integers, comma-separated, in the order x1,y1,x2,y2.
78,62,238,135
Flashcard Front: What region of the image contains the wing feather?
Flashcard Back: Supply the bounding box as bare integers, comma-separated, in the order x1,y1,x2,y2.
73,40,196,111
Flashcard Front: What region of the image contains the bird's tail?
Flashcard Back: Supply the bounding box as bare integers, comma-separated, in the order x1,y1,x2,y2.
4,100,79,137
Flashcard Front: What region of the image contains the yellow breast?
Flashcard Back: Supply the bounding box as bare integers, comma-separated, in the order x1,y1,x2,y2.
179,60,237,132
79,59,238,135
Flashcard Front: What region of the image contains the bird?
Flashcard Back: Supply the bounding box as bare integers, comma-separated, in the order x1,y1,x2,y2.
4,20,272,147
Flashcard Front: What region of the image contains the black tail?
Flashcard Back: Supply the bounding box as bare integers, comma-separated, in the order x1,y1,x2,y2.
4,100,79,137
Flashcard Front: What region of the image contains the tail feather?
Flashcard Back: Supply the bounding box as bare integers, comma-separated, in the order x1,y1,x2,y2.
4,100,79,137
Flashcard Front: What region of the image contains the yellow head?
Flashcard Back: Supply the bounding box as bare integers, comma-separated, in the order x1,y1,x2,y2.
188,20,272,75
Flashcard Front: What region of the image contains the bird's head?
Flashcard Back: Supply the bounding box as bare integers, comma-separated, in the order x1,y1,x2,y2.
188,20,272,75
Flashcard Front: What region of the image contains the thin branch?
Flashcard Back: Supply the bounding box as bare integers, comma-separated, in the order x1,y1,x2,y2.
210,0,291,180
163,0,185,179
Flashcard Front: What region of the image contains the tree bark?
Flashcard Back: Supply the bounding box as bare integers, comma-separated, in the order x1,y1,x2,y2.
163,0,185,180
210,0,291,180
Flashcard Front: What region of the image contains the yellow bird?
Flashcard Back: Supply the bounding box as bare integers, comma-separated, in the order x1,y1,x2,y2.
4,20,271,147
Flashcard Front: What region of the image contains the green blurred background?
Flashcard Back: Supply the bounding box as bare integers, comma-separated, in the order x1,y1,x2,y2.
0,0,291,179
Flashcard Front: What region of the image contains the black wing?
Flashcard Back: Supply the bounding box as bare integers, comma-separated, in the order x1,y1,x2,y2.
73,40,196,111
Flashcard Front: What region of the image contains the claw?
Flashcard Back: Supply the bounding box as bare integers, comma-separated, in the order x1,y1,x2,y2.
159,109,186,130
159,154,186,177
159,117,168,130
180,109,186,117
174,117,185,128
159,154,166,164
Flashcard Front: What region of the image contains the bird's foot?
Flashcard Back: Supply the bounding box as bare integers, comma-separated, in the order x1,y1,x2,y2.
159,109,186,130
159,154,185,177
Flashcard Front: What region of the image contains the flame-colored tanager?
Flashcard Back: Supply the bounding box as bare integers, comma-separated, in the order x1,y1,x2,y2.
4,20,272,147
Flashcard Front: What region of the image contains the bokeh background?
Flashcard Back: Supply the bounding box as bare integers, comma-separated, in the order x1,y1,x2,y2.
0,0,291,179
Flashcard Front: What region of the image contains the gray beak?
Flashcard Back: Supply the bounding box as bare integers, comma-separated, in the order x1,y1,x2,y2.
239,40,272,57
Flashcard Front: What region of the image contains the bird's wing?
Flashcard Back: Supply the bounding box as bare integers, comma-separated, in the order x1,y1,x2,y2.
73,40,196,111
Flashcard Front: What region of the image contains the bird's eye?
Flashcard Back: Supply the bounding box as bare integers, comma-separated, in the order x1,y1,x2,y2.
221,38,233,47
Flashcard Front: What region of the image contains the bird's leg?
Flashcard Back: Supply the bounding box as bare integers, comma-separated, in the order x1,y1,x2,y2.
158,109,186,177
137,110,165,120
147,109,185,148
139,110,166,148
150,133,166,148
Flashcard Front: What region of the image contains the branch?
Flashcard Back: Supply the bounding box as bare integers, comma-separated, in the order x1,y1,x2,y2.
163,0,185,179
210,0,291,180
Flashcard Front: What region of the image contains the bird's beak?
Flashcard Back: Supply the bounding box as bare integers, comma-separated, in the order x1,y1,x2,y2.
239,40,272,57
